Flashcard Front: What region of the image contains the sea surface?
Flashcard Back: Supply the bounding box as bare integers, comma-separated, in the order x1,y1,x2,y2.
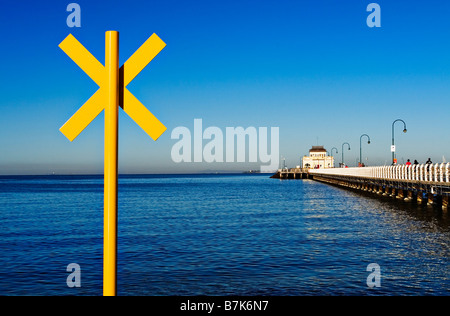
0,174,448,296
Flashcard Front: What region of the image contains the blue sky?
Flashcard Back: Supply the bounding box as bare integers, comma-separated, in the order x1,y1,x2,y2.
1,0,450,174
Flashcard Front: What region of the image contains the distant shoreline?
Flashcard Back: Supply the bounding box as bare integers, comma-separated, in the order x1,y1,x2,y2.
0,172,274,177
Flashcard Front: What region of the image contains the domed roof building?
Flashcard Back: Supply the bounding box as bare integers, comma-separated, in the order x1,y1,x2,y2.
302,146,334,169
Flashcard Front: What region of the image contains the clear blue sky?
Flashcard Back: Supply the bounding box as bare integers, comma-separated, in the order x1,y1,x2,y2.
1,0,450,174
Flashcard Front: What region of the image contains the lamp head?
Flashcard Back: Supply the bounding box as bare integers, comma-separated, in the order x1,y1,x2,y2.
368,140,371,144
403,129,407,133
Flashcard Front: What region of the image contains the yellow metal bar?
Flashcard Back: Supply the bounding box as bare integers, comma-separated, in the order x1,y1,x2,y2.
58,34,106,141
59,88,104,141
104,31,119,297
59,34,105,87
121,33,166,86
122,88,167,141
119,33,166,140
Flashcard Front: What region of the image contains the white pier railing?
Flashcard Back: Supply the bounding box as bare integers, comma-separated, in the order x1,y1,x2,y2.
308,163,450,183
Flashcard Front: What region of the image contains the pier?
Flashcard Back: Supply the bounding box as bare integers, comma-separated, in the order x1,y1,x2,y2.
270,168,310,179
272,164,450,211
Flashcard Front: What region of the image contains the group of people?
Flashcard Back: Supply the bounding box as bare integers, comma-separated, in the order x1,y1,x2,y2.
404,158,432,166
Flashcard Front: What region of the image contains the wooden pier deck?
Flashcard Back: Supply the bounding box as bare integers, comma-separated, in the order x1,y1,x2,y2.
270,168,311,179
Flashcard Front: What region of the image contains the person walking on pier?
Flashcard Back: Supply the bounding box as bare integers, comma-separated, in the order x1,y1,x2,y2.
406,159,411,166
426,158,432,172
414,160,419,165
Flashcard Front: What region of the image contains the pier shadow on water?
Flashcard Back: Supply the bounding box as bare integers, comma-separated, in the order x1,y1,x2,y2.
332,182,450,231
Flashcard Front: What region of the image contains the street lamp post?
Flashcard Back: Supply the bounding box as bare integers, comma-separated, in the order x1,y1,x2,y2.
360,134,371,166
331,147,338,157
341,142,351,167
331,147,338,168
392,119,407,164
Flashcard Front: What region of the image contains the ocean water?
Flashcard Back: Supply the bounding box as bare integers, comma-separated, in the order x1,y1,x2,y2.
0,174,448,296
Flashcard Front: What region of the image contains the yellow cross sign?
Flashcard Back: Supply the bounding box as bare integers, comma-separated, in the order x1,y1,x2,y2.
59,31,166,296
59,32,167,141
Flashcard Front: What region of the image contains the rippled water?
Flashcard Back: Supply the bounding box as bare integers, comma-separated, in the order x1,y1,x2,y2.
0,174,448,296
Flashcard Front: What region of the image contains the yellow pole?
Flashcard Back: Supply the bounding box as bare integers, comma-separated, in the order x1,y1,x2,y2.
104,31,119,296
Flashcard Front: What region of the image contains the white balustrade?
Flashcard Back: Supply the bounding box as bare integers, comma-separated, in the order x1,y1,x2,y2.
447,163,450,182
307,163,450,183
